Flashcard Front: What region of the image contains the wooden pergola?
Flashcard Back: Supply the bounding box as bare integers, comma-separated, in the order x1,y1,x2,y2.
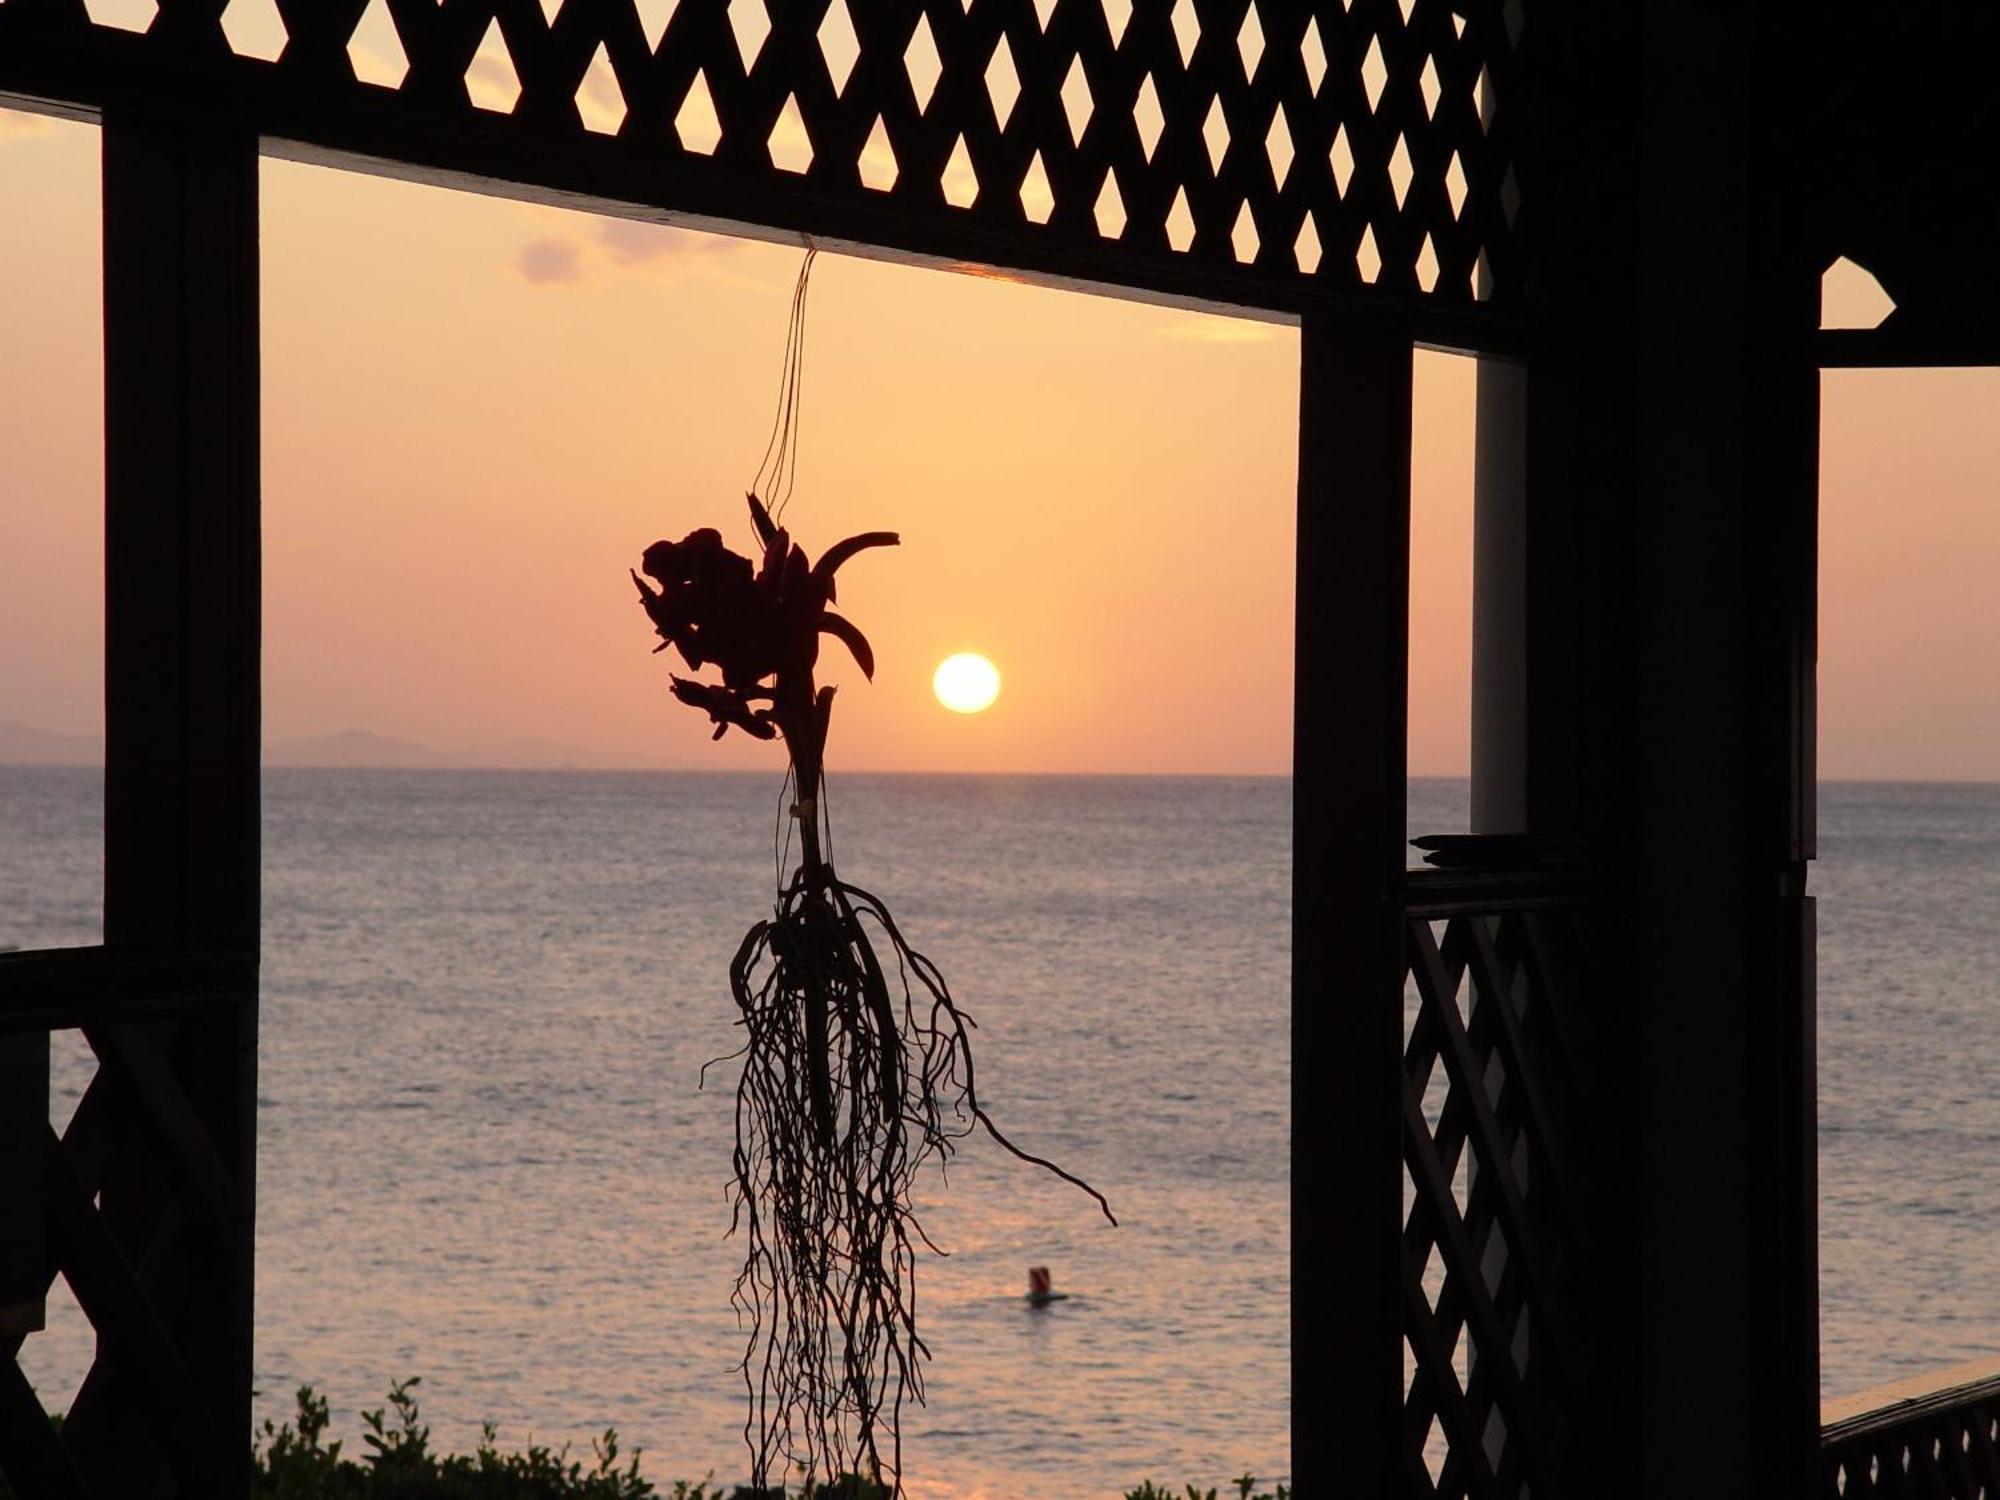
1,1,1994,1495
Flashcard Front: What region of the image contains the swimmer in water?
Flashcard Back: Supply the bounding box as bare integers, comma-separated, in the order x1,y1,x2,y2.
1026,1266,1069,1306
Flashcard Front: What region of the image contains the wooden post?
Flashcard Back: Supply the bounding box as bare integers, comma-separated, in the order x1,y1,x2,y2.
62,110,261,1500
1472,357,1529,834
101,116,261,952
1626,5,1820,1494
0,1032,49,1341
1292,317,1413,1493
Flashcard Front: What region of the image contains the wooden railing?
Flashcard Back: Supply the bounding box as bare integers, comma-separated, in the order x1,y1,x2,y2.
1399,839,1593,1498
1399,843,2000,1500
1822,1358,2000,1497
0,947,259,1498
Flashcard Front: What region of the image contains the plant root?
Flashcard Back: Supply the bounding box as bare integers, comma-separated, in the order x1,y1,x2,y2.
721,868,1114,1494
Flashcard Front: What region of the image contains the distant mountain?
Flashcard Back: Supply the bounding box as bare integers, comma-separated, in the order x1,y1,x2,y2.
265,730,450,768
0,720,101,765
0,719,643,771
268,730,657,769
458,736,637,770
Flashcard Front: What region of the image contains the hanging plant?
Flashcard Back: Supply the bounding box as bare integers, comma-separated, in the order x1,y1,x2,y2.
632,254,1113,1497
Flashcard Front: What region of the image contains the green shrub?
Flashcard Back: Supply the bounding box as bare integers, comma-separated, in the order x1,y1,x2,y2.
1123,1476,1291,1500
251,1378,658,1500
0,1377,1279,1499
247,1381,891,1499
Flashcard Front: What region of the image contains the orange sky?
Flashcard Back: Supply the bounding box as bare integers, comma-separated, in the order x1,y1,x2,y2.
2,107,1995,779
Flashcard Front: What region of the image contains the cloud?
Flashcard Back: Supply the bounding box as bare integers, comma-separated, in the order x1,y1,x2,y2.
1154,316,1282,344
0,108,60,144
597,218,744,267
516,237,584,285
507,216,772,289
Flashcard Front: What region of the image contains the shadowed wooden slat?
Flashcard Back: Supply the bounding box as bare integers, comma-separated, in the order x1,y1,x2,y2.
1408,921,1572,1366
84,1024,240,1254
0,1359,91,1500
1502,910,1586,1099
43,1127,224,1495
1455,916,1588,1262
784,0,868,195
1401,1072,1541,1482
1944,1423,1981,1495
1403,1252,1495,1492
55,1073,118,1203
1973,1411,2000,1476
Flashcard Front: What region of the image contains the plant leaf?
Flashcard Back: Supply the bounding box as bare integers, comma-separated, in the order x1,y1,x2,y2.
813,532,899,588
818,612,876,679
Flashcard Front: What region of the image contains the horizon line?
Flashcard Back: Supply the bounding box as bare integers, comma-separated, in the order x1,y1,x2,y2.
7,757,2000,787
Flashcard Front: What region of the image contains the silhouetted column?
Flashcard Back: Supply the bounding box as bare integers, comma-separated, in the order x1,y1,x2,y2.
1292,316,1413,1494
102,118,261,953
1625,5,1821,1495
1472,357,1529,833
1502,4,1821,1488
74,111,261,1500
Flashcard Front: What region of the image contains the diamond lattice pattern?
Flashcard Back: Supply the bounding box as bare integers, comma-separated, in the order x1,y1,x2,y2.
1,1020,250,1497
58,0,1528,310
1402,906,1584,1498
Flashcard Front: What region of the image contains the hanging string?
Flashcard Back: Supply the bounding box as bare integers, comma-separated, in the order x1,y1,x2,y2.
749,243,818,529
773,763,796,895
753,244,821,892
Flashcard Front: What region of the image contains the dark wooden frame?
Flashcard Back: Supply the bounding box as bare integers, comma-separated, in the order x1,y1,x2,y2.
9,0,1983,1493
0,0,1533,353
4,3,1528,1492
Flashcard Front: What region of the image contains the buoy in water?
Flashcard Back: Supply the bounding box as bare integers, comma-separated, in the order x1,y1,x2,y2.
1025,1266,1069,1306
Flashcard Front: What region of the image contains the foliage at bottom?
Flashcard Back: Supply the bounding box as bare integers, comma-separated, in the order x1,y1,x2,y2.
0,1377,1288,1500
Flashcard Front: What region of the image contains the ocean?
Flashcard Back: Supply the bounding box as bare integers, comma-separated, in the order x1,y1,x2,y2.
3,767,1996,1497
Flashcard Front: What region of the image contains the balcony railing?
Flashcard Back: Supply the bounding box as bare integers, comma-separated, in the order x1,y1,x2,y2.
1822,1358,2000,1498
1400,838,1593,1497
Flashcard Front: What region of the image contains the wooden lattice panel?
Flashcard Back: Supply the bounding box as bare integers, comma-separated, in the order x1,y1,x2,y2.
0,0,1529,338
1401,900,1585,1498
0,1015,249,1497
0,948,257,1500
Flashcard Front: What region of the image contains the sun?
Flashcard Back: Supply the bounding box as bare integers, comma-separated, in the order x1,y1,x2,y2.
932,652,1001,714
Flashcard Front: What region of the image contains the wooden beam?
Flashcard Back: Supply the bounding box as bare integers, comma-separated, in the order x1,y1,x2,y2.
0,948,255,1031
1815,327,2000,369
0,14,1531,359
1292,317,1412,1495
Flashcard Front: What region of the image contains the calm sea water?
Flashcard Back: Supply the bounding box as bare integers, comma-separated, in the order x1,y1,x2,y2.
3,768,1996,1496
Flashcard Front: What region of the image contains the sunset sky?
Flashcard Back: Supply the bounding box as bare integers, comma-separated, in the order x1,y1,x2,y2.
3,106,1996,779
